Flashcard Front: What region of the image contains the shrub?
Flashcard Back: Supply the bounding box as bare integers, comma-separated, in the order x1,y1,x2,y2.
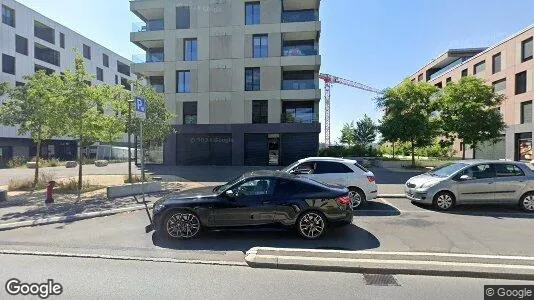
55,178,104,194
7,172,55,191
6,156,28,168
124,174,153,183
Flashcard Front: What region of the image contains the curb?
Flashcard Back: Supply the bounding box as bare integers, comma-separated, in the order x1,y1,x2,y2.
377,194,405,198
244,247,534,280
0,205,146,231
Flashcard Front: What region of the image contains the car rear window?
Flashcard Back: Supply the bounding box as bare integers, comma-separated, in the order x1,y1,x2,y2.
354,162,369,173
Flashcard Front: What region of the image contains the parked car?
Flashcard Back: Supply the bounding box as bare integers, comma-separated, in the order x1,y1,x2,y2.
151,170,353,240
405,160,534,211
281,157,377,209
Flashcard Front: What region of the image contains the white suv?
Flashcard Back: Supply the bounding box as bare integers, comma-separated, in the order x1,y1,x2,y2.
282,157,377,209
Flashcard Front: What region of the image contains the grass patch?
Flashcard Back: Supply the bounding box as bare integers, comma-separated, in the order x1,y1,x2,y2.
7,173,55,191
54,178,104,194
124,174,153,184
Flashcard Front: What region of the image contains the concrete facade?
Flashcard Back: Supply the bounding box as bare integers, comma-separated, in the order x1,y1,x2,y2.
407,25,534,161
0,0,135,163
131,0,322,166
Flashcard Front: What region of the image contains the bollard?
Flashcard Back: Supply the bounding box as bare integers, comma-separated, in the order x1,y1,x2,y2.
45,180,56,204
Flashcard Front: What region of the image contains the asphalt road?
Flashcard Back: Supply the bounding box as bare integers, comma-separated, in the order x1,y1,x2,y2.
0,254,531,299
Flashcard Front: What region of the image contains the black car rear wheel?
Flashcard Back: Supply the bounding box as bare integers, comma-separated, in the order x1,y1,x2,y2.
297,211,326,239
163,210,201,239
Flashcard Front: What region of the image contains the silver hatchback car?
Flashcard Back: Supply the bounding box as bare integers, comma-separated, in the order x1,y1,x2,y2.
405,160,534,211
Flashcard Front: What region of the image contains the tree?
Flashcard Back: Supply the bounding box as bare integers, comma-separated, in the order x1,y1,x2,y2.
376,79,440,167
340,121,355,146
354,114,376,147
0,72,63,185
0,82,7,96
60,54,127,197
129,80,175,149
438,76,506,159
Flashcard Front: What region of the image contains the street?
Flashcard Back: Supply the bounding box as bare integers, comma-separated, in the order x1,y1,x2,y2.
1,254,532,299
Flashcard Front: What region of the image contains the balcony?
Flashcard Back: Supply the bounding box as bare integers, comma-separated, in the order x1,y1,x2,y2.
282,101,318,123
282,80,317,90
34,21,55,44
132,51,164,63
132,19,164,32
282,10,318,23
282,112,318,123
282,43,317,56
130,1,164,23
34,43,60,67
151,84,164,93
149,76,164,93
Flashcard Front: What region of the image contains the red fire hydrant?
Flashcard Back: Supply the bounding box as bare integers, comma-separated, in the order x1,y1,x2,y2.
45,181,56,204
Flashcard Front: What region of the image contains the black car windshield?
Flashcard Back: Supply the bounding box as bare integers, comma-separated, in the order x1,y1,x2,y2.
428,163,468,177
213,175,243,194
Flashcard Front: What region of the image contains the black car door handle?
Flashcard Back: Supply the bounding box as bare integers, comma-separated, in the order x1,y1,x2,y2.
262,201,272,205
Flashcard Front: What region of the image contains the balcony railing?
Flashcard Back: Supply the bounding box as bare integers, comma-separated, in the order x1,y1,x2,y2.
282,113,318,123
282,80,317,90
132,53,164,63
282,10,318,23
132,20,164,32
282,45,317,56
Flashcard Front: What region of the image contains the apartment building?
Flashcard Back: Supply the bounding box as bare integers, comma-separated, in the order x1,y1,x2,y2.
407,25,534,161
0,0,135,163
130,0,321,166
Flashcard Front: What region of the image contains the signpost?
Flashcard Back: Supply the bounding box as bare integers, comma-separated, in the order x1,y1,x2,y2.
135,97,152,229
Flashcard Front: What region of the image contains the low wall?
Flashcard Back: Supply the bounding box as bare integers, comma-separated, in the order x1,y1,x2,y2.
107,182,162,199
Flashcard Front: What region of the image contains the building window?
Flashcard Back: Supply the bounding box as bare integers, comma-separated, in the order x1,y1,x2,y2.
176,6,190,29
461,69,468,77
15,35,28,56
492,78,506,93
15,81,25,87
435,82,442,89
177,71,191,93
183,102,197,124
96,67,103,81
516,71,527,95
117,61,130,76
245,2,260,25
473,61,485,75
460,142,464,151
115,75,118,85
2,54,15,75
252,100,268,123
417,73,423,82
34,43,60,67
245,67,260,91
253,34,268,58
35,64,54,75
446,77,452,85
83,44,91,59
2,5,15,27
103,54,109,67
60,33,65,49
34,21,55,44
521,101,532,124
184,39,197,61
521,37,533,63
492,53,501,74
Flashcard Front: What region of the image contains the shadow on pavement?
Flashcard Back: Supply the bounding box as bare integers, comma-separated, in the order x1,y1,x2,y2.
411,202,534,219
369,167,423,185
355,200,400,216
152,224,380,253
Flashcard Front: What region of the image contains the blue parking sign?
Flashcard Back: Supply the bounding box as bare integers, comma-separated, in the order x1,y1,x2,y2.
135,96,146,119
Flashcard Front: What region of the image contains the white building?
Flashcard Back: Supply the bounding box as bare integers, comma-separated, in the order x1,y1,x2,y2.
0,0,135,163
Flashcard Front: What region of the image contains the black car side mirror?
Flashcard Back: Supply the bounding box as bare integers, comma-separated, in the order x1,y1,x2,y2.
225,190,237,199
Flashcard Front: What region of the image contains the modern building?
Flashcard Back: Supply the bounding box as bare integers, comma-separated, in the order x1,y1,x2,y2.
406,24,534,161
0,0,135,164
130,0,322,166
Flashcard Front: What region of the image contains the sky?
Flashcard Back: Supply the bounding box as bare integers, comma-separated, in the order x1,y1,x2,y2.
17,0,534,143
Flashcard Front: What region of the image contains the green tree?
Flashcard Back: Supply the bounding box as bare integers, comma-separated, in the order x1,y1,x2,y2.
438,76,506,159
376,79,440,167
0,72,63,185
340,121,356,146
60,54,127,196
0,82,7,96
129,80,175,148
354,114,376,147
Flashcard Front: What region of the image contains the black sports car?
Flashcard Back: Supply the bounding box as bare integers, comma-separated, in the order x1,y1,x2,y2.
151,170,352,240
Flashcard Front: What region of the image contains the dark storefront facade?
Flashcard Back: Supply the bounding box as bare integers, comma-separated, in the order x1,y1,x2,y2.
164,123,320,166
0,138,77,166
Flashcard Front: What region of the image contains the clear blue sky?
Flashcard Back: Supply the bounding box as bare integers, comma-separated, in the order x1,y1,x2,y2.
18,0,534,143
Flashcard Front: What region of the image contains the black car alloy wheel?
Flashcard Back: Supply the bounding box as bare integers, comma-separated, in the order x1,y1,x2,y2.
297,211,326,239
164,210,201,239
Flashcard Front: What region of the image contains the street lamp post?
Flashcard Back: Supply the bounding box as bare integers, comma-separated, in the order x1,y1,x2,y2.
127,99,134,183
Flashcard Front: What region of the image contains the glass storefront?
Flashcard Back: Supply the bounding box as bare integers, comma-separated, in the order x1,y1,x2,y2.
516,132,532,161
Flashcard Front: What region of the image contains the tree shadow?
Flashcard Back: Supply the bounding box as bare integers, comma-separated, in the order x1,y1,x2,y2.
151,224,380,253
144,165,279,183
411,202,534,219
